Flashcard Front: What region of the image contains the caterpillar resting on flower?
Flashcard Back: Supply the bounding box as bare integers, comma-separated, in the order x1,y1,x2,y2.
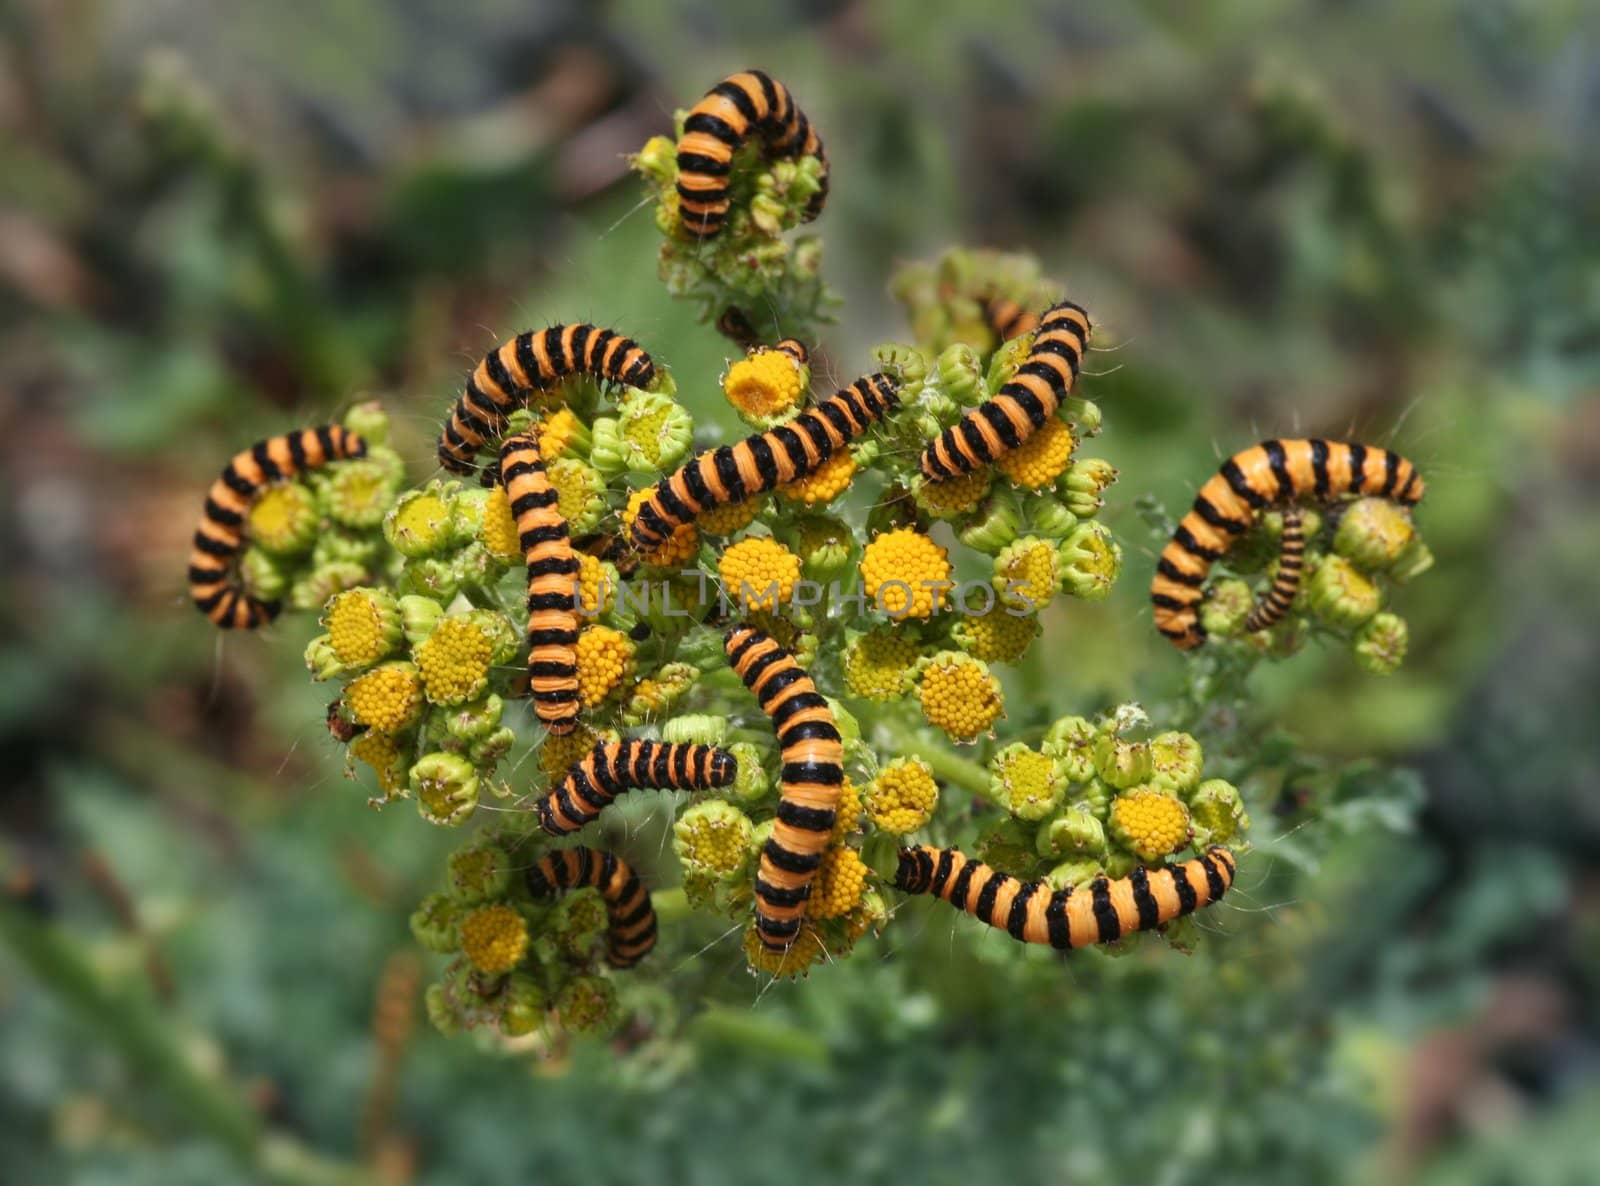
724,625,844,951
535,741,739,836
1152,439,1424,649
437,324,655,476
629,372,899,552
500,431,581,735
895,845,1237,948
919,300,1092,481
773,337,809,366
189,425,367,629
675,70,829,240
1243,506,1306,634
525,847,657,968
983,296,1039,344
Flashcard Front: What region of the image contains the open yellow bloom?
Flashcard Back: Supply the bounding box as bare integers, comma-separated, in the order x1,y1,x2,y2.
918,651,1003,743
345,663,424,733
724,349,805,421
843,629,919,701
415,617,495,706
537,407,583,459
350,731,408,796
324,589,400,667
458,903,528,975
248,482,318,555
866,757,938,834
1110,788,1192,861
480,487,521,562
915,468,991,517
624,488,699,567
832,776,863,842
995,537,1059,612
574,552,613,616
780,449,856,507
538,723,608,780
574,625,634,707
860,529,951,619
953,610,1038,664
719,537,801,612
743,921,828,978
996,417,1074,488
698,496,763,536
807,847,868,919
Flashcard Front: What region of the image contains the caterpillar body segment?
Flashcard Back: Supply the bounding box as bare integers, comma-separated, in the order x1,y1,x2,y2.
535,741,739,836
983,297,1039,344
526,847,657,968
1243,506,1306,633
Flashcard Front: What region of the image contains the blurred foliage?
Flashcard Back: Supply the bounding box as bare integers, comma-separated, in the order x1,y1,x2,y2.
1,1,1598,1184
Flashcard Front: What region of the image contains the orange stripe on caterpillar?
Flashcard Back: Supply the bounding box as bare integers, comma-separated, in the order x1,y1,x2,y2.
1153,439,1424,649
895,845,1237,947
675,70,828,240
724,625,843,952
526,847,657,968
983,297,1039,344
438,323,655,476
188,425,367,629
535,741,738,835
1243,505,1306,633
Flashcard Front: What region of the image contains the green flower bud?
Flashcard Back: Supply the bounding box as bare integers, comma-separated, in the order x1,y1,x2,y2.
661,713,727,746
385,485,460,558
749,191,787,236
1308,555,1382,629
1095,735,1154,790
587,417,626,478
247,481,319,556
499,972,547,1038
443,694,505,744
989,743,1065,821
304,633,346,681
289,561,367,612
633,134,677,183
1149,731,1204,794
468,725,516,768
397,556,460,603
311,527,382,570
826,697,862,745
1390,538,1435,584
1078,778,1113,821
398,594,443,646
615,389,695,474
1046,857,1108,891
673,800,755,881
342,400,391,446
450,541,506,591
1101,851,1138,879
936,343,986,406
958,488,1023,554
240,547,290,602
447,839,512,904
792,235,823,279
1060,395,1102,436
873,342,928,384
1353,611,1408,674
1043,716,1098,783
1190,779,1249,846
1058,458,1117,518
723,742,770,803
411,751,479,826
976,818,1045,877
1200,578,1254,637
424,983,462,1036
1022,492,1079,538
985,332,1032,390
556,974,618,1036
1036,805,1108,859
410,892,463,953
321,458,400,529
550,887,610,958
790,514,854,579
1057,521,1121,601
1334,498,1416,571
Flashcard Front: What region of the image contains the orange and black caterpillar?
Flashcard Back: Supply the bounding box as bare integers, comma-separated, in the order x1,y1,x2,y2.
919,300,1092,481
772,338,808,366
629,372,898,551
895,845,1237,948
1243,506,1306,634
675,70,829,240
1152,439,1424,649
724,625,843,951
437,324,655,476
525,847,656,968
535,741,739,836
500,431,581,735
983,297,1039,344
189,425,367,629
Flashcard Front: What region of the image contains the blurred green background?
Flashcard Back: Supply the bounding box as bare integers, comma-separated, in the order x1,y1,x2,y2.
2,1,1598,1183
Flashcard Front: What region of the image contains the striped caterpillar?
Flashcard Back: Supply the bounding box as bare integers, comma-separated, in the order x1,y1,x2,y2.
919,300,1092,481
500,431,581,735
676,70,829,240
895,845,1237,948
772,337,809,366
535,741,739,836
189,425,367,629
1243,506,1306,633
983,296,1039,344
437,324,655,477
628,371,898,552
724,625,843,951
525,847,657,969
1152,439,1424,649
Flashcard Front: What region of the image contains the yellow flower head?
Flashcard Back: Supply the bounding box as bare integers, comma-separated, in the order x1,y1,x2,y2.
574,625,634,707
866,757,939,834
538,723,610,780
345,663,424,733
698,496,763,536
832,776,863,842
480,487,521,562
673,800,754,880
989,743,1063,821
861,528,952,619
415,616,495,706
952,610,1039,665
918,651,1004,743
995,537,1059,611
249,482,318,555
724,349,805,421
996,417,1075,489
458,903,528,975
807,847,868,919
781,449,856,507
1110,787,1192,862
842,629,919,702
537,407,583,459
915,468,991,518
389,491,452,556
324,588,401,667
555,975,618,1035
574,552,613,616
547,458,606,526
719,537,801,612
743,920,828,978
350,731,407,795
624,488,699,567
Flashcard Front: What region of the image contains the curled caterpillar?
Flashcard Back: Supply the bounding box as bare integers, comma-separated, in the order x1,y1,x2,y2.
676,70,829,240
724,625,843,951
437,324,655,476
983,297,1039,344
919,300,1091,481
535,741,739,836
1243,506,1306,633
189,426,367,629
500,431,581,735
526,847,657,969
895,845,1237,949
629,371,899,551
1152,439,1424,649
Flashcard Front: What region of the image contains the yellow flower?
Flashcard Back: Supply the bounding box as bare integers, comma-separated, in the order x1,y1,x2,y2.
547,458,606,528
538,723,609,780
724,349,805,421
860,529,951,619
673,800,754,880
458,903,529,975
1110,788,1192,861
388,491,453,557
698,496,763,536
918,651,1003,743
996,417,1074,489
248,482,318,555
842,629,919,702
832,776,863,842
780,449,856,507
807,847,868,919
480,487,521,562
537,407,583,459
994,537,1059,611
345,663,424,733
952,611,1038,664
624,488,699,567
324,588,401,667
574,552,613,616
574,625,634,707
718,537,801,612
915,469,991,518
866,757,938,834
350,731,408,795
989,743,1063,820
415,616,495,706
743,921,828,978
